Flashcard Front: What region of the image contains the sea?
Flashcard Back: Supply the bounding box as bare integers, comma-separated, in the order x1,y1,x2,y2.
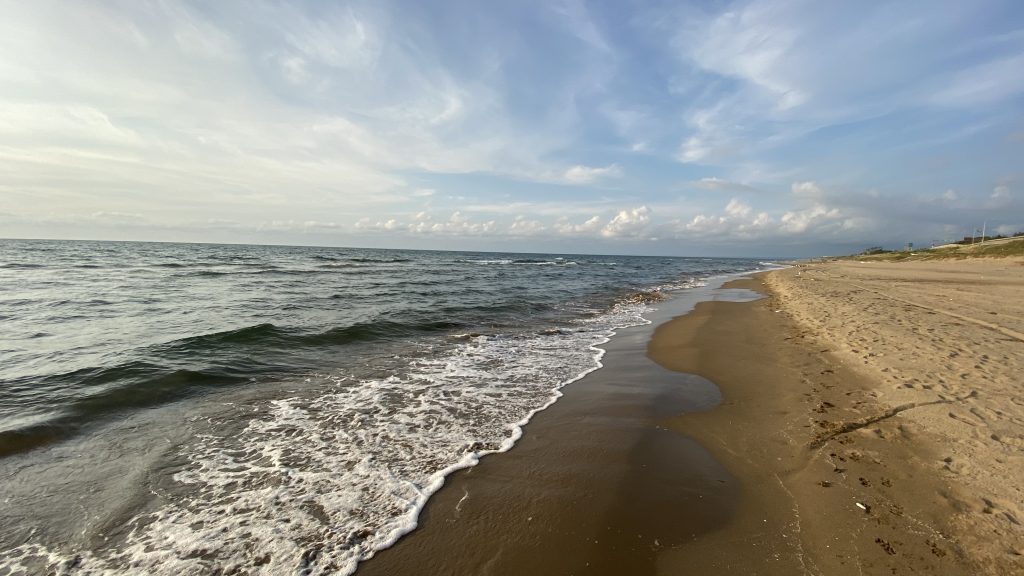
0,239,771,575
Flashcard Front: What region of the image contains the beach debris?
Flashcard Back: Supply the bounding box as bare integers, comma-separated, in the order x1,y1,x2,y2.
619,290,666,305
875,537,897,555
856,502,872,513
818,480,832,488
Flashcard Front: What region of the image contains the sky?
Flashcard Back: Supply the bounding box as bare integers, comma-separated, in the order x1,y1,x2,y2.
1,0,1022,257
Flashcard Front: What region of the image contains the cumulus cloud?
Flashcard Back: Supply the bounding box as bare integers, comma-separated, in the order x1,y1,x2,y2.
508,216,546,236
791,181,824,198
357,211,497,236
554,215,603,236
724,198,753,218
779,205,842,234
661,192,858,241
601,206,650,238
672,198,772,238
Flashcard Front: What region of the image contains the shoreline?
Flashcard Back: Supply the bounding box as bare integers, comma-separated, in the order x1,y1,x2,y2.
354,275,761,575
356,258,1021,574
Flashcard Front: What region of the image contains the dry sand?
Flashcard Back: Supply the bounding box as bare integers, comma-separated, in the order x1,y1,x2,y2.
764,258,1024,573
646,258,1022,574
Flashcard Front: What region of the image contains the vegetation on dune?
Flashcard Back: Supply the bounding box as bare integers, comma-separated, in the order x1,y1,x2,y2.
845,235,1024,262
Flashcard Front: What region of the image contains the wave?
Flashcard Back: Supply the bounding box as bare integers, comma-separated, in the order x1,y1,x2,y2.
459,258,579,266
0,318,476,454
460,258,513,265
2,287,658,575
347,257,412,263
183,268,323,278
161,319,471,353
313,255,411,264
317,263,360,269
0,366,249,458
615,290,668,305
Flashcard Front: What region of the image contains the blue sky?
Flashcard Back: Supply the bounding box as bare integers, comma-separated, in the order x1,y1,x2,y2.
1,0,1022,256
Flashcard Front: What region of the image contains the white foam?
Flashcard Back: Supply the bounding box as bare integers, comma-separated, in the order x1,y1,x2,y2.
3,302,653,575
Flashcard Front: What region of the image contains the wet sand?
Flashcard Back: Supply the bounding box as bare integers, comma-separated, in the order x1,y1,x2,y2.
358,258,1022,575
355,283,756,575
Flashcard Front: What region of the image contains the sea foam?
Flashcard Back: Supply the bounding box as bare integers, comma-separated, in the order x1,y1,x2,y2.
3,300,653,575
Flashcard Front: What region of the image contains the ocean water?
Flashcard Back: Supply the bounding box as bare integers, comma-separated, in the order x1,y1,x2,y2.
0,239,768,575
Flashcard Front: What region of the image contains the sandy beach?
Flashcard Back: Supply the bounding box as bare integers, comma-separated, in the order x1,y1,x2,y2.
355,256,1023,575
758,258,1024,573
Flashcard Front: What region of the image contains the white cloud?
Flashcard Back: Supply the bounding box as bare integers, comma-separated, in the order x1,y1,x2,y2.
280,7,382,72
0,1,611,231
550,0,612,54
554,215,603,236
791,181,823,198
563,163,622,184
690,176,762,193
724,198,753,218
779,205,842,234
692,176,727,189
661,191,858,241
90,210,148,224
508,216,546,236
358,211,498,236
678,136,712,163
685,3,804,111
663,0,1019,172
987,184,1015,209
602,206,650,238
672,200,772,238
931,53,1024,107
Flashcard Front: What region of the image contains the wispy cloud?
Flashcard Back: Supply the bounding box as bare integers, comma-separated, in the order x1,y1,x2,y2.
1,0,1021,254
563,163,622,184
